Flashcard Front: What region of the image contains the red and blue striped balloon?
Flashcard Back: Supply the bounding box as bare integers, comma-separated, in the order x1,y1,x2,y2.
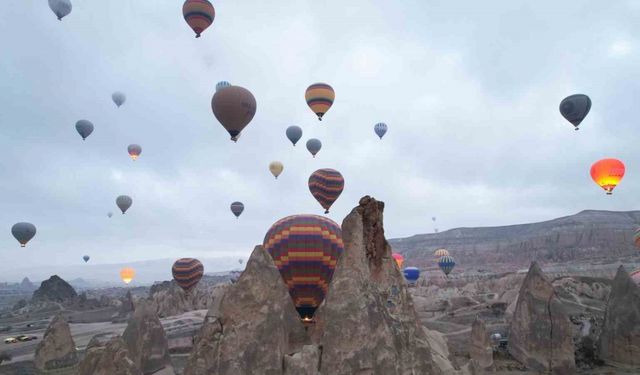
183,0,215,38
172,258,204,291
308,168,344,214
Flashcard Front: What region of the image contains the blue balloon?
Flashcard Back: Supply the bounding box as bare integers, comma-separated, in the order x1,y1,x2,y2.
286,126,303,146
374,122,388,139
438,255,456,276
403,267,420,284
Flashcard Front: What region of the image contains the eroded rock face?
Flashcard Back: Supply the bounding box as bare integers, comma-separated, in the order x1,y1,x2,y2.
470,317,493,371
183,245,308,375
78,336,142,375
309,196,438,375
32,275,77,302
122,299,173,374
283,345,321,375
34,314,78,371
598,266,640,368
149,281,221,318
508,262,575,374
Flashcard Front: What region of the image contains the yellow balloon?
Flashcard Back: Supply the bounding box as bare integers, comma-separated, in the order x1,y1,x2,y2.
434,248,449,258
120,267,136,284
269,161,284,179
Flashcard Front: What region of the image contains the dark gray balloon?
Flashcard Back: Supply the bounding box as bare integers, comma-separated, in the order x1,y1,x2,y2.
11,222,36,247
374,122,388,139
306,138,322,158
107,212,113,218
116,195,132,214
286,126,303,146
48,0,72,21
75,120,94,140
83,255,90,262
230,201,244,218
112,92,126,107
559,94,591,130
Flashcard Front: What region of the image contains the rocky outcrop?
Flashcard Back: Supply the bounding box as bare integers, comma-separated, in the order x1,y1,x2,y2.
183,245,307,375
149,281,223,318
309,196,439,374
34,314,78,371
122,299,173,375
78,336,142,375
508,262,575,374
32,275,77,302
283,345,321,375
112,290,135,323
469,317,493,372
598,266,640,368
20,277,35,291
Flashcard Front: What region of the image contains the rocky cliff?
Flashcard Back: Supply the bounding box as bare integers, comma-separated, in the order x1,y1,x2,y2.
32,275,78,303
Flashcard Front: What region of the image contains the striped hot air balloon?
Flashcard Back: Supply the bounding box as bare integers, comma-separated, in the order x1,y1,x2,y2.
308,168,344,214
305,83,335,121
172,258,204,291
438,256,456,276
264,215,344,321
392,253,404,268
403,267,420,285
634,228,640,249
434,248,449,258
630,268,640,285
183,0,215,38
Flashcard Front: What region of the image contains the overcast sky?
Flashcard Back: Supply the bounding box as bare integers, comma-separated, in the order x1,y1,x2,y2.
0,1,639,276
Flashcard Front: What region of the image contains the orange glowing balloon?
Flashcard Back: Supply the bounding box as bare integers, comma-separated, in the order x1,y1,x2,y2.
590,158,625,195
120,267,136,284
392,253,404,268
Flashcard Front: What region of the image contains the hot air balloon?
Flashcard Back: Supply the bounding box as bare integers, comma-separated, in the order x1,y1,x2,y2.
269,161,283,179
392,253,404,268
120,267,135,284
305,83,334,121
306,138,322,157
374,122,388,139
75,120,94,141
112,92,126,108
11,223,36,248
211,86,257,141
630,268,640,285
438,255,456,276
216,81,231,92
107,212,113,218
634,228,640,248
83,255,90,263
182,0,215,38
48,0,72,21
403,267,420,285
432,217,436,222
264,215,343,321
590,158,625,195
308,169,344,214
434,248,449,258
116,195,132,214
230,201,244,218
560,94,591,130
286,126,303,146
238,258,243,265
172,258,204,292
127,144,142,161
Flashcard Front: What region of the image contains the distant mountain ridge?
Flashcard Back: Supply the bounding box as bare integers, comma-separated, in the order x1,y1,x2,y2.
389,210,640,271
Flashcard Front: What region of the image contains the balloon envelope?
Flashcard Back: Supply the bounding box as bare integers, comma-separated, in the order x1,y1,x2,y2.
120,267,135,284
230,201,244,218
216,81,231,92
560,94,591,130
305,83,335,121
11,222,36,247
590,158,625,195
306,138,322,157
286,126,303,146
183,0,215,38
403,267,420,284
172,258,204,291
48,0,72,20
438,255,456,276
75,120,94,140
374,122,388,139
308,168,344,214
83,255,90,263
269,161,283,179
392,253,404,268
116,195,132,214
264,215,344,320
112,92,126,107
211,86,257,140
434,248,449,258
107,212,113,218
127,144,142,160
630,268,640,285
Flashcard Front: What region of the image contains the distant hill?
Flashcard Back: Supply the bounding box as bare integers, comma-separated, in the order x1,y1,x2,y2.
389,210,640,271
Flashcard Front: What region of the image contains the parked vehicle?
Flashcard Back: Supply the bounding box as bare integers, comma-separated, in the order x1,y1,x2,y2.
4,338,17,344
16,335,37,342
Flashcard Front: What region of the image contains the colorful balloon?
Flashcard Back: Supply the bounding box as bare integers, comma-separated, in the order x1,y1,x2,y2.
83,255,90,263
127,144,142,161
211,86,257,141
269,161,283,179
286,126,303,146
264,215,343,320
48,0,72,21
172,258,204,291
403,267,420,285
75,120,94,141
308,168,344,214
112,92,126,108
11,223,36,248
120,267,135,284
392,253,404,268
306,138,322,157
116,195,132,214
438,255,456,276
182,0,215,38
230,201,244,218
560,94,591,130
630,268,640,285
216,81,231,92
374,122,388,139
590,158,625,195
305,83,335,121
434,248,449,258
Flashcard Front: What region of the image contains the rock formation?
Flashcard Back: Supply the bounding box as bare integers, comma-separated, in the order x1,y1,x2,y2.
508,262,576,374
283,345,321,375
309,196,438,374
32,275,77,302
34,314,78,371
598,266,640,368
469,317,493,372
78,336,142,375
122,299,173,375
20,276,35,291
183,245,308,375
149,280,222,318
112,290,136,322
